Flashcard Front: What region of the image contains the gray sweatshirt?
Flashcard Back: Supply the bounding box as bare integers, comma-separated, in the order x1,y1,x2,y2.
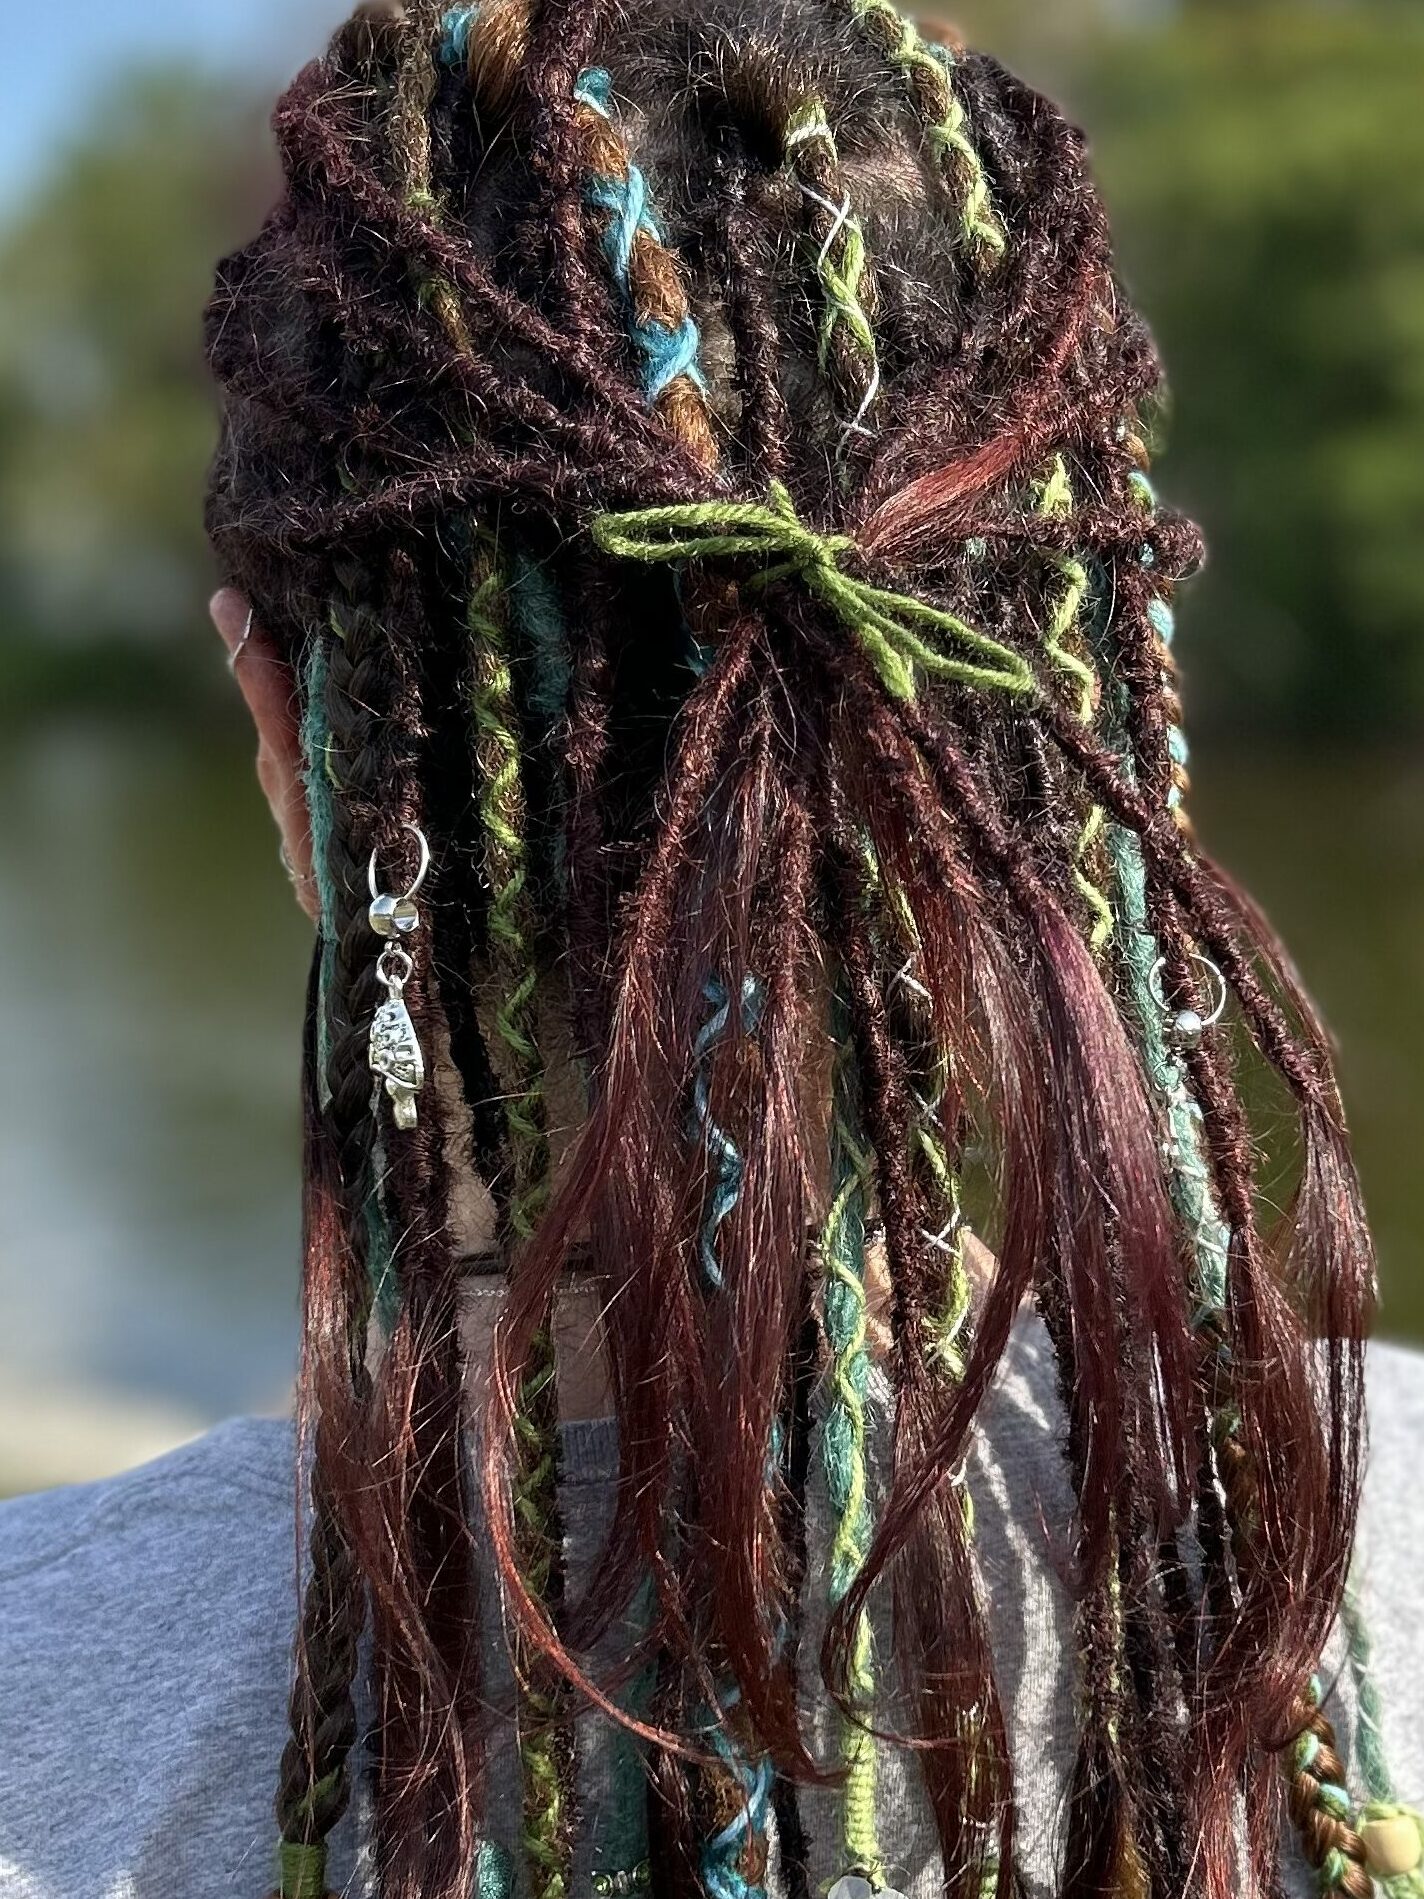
0,1313,1418,1899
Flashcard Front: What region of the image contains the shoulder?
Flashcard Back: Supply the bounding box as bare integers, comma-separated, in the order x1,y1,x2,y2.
0,1417,303,1895
0,1414,295,1625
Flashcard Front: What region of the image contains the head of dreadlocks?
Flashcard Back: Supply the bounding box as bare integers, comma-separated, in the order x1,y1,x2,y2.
206,3,1376,1897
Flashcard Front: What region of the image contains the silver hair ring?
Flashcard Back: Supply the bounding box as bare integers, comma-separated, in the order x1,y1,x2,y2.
1149,952,1228,1052
279,839,316,892
228,606,255,675
368,823,431,905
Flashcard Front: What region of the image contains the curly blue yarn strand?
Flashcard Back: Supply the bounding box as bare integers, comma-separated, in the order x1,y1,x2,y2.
691,976,775,1899
573,69,708,404
691,978,762,1293
439,5,476,68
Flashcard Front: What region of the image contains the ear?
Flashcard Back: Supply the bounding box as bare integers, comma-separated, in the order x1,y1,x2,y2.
210,589,319,921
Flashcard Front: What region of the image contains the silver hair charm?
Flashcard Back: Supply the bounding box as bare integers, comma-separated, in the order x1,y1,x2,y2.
367,824,430,1131
1149,951,1228,1052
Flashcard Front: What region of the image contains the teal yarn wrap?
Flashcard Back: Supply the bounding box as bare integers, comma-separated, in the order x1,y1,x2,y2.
690,975,776,1899
476,1839,517,1899
302,632,401,1326
1080,495,1229,1324
1345,1582,1398,1807
1110,824,1230,1324
508,546,571,901
510,548,573,731
690,976,763,1293
591,1589,655,1886
572,68,708,403
439,5,477,69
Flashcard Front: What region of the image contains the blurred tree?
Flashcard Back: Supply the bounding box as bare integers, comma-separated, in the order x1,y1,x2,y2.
0,71,277,713
1067,7,1424,736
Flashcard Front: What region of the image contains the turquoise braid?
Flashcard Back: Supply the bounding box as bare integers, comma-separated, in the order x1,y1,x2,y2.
1102,469,1387,1896
440,5,476,69
571,66,716,467
821,1019,885,1882
1343,1586,1424,1895
574,70,705,403
692,977,776,1899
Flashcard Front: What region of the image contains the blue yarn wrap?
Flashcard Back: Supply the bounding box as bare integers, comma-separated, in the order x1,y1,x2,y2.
439,5,477,68
690,975,776,1899
573,68,708,404
691,977,764,1292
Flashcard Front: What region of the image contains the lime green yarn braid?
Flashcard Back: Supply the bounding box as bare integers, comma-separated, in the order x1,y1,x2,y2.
842,0,1005,263
1037,457,1113,957
784,100,882,451
469,542,549,1233
821,1018,885,1883
467,536,570,1899
391,9,474,353
278,1819,337,1899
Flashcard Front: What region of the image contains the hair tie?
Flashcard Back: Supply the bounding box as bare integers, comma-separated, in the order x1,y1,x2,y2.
591,482,1037,703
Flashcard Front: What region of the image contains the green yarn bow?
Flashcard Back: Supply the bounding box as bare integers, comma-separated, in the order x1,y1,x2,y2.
591,481,1037,702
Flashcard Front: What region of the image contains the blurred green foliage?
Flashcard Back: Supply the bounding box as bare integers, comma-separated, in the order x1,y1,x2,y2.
0,6,1421,737
0,72,276,714
1071,7,1424,736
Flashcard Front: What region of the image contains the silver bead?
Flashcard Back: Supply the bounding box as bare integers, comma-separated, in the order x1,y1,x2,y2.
368,892,421,938
829,1878,875,1899
1170,1007,1205,1051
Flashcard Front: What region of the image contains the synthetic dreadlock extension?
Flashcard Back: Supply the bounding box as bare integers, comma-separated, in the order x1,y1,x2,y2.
204,4,1403,1898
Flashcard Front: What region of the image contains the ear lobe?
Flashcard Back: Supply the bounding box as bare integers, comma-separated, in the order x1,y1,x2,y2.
212,589,318,917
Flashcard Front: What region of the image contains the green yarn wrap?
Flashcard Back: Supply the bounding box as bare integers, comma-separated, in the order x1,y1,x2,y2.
592,483,1037,703
1037,455,1114,957
842,0,1005,261
278,1838,330,1899
821,1019,885,1882
467,535,571,1899
785,99,882,448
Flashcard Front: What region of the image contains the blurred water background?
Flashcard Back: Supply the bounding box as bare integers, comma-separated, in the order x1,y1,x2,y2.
2,0,1421,1491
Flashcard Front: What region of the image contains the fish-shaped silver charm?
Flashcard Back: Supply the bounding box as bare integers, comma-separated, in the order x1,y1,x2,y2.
369,951,425,1130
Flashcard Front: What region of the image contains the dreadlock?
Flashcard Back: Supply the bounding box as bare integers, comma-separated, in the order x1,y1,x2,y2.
205,3,1394,1896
